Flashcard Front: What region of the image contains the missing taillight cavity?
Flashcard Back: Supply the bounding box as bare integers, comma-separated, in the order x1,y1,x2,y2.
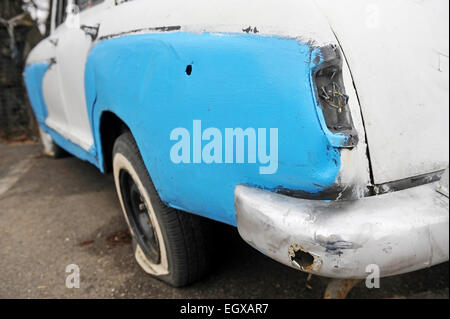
318,67,349,111
313,45,358,147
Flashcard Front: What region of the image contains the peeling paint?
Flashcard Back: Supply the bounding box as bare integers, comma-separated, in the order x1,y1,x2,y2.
242,26,259,34
98,25,181,40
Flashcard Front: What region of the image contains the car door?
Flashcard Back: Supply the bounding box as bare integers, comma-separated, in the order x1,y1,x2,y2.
39,0,70,137
53,0,110,150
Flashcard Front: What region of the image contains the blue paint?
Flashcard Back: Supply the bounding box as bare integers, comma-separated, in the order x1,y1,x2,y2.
24,62,50,124
24,61,99,167
85,32,342,226
45,125,98,166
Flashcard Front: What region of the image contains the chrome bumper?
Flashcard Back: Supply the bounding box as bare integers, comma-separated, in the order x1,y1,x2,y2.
234,181,449,279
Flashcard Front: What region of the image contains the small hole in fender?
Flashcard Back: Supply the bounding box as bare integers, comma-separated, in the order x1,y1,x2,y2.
185,64,193,76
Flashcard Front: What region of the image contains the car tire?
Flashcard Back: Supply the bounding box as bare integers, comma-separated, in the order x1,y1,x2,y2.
38,127,67,158
112,132,212,287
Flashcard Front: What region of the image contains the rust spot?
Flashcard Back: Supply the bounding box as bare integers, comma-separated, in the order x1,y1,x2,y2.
106,229,132,247
305,273,314,291
79,239,94,247
324,279,361,299
288,244,322,271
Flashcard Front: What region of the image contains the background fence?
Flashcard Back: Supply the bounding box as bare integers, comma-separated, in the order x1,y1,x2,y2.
0,0,41,143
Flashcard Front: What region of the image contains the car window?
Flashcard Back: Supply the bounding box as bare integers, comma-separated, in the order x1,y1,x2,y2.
75,0,104,11
54,0,104,29
55,0,69,28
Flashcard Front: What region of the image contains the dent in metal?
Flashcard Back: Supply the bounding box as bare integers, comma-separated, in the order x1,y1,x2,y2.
235,183,449,279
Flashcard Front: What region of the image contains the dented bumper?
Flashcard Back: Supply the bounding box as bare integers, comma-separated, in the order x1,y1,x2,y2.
234,181,449,279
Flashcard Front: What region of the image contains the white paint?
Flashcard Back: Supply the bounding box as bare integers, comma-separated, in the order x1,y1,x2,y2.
55,26,94,150
40,33,71,141
100,0,337,45
47,2,113,151
25,35,55,65
314,0,449,184
0,157,33,197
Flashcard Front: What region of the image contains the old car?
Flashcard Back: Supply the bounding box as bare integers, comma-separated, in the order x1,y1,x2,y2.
24,0,449,293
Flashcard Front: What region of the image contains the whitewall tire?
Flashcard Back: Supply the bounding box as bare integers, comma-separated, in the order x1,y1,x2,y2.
112,132,213,287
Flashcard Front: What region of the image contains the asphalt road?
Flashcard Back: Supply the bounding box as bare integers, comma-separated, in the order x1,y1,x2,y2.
0,143,448,299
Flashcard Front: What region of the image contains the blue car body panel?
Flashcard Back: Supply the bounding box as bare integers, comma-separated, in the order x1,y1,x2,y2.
25,32,344,226
23,62,50,124
24,63,99,167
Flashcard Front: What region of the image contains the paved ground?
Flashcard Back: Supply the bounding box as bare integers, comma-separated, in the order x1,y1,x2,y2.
0,143,448,299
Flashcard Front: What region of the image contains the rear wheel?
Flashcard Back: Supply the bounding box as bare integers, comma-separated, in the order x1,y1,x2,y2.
112,132,212,287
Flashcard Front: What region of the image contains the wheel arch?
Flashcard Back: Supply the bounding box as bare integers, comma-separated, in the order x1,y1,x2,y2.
98,111,130,173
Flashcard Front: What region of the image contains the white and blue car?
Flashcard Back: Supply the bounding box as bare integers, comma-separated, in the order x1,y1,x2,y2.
24,0,449,288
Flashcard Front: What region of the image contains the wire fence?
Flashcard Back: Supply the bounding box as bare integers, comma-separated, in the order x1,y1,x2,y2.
0,0,39,143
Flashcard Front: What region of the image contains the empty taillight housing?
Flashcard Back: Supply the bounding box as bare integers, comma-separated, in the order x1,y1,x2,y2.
313,44,358,148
